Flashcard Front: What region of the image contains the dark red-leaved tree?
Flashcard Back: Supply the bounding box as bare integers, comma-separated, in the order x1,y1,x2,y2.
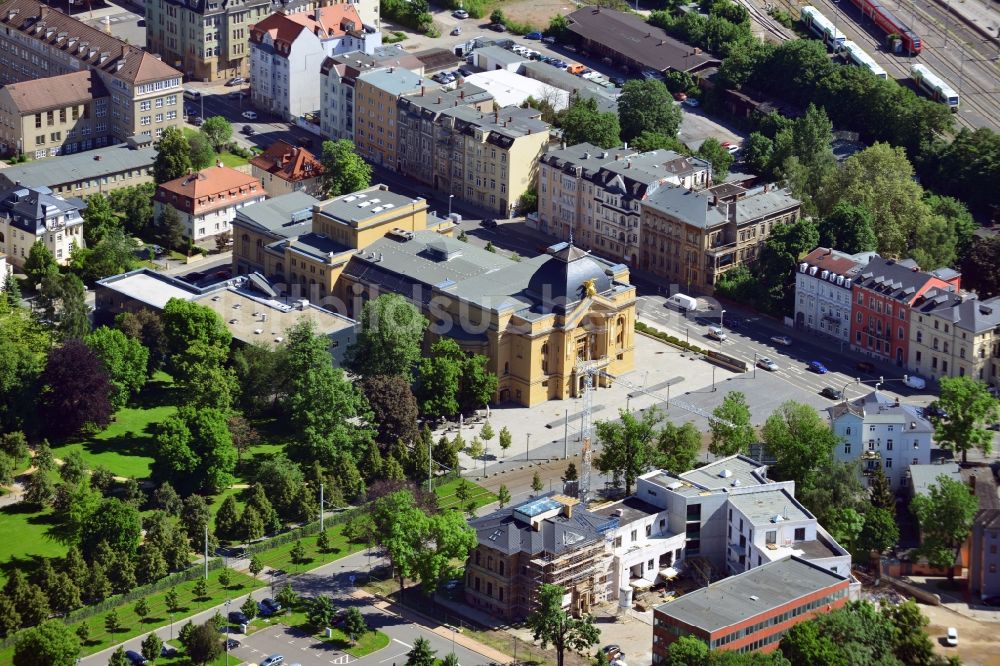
39,339,113,441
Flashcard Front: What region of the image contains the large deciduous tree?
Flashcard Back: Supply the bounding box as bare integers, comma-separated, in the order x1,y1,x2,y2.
12,620,80,666
84,327,149,410
200,116,233,151
526,583,600,666
346,294,428,380
39,339,113,441
817,202,877,254
23,241,57,288
38,270,91,341
153,127,193,184
696,138,734,180
962,235,1000,299
560,97,621,149
80,497,142,560
595,408,661,496
761,401,837,488
618,79,681,141
934,376,999,463
710,391,755,457
319,139,372,197
283,320,372,465
911,474,978,580
360,375,419,448
155,406,236,494
416,338,497,418
652,421,700,473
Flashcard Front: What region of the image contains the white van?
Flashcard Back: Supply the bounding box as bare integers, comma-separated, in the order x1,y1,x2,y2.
667,293,698,312
904,375,927,390
708,326,727,342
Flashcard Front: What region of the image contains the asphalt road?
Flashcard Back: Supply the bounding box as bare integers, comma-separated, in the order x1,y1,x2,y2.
80,548,497,666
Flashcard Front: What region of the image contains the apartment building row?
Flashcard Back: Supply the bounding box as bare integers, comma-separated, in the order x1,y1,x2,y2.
534,142,801,293
249,4,381,121
144,0,379,82
0,0,184,152
795,249,1000,390
464,456,851,622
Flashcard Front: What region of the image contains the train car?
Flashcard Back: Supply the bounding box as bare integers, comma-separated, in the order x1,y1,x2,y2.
910,64,959,111
847,0,922,55
837,40,888,79
801,6,847,49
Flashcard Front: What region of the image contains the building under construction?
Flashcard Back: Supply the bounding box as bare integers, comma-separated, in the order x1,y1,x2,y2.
464,494,617,619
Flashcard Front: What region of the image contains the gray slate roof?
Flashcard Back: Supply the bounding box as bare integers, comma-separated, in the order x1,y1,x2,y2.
0,145,158,190
357,66,424,96
234,191,320,238
342,231,631,320
854,256,959,303
655,556,848,633
909,463,962,497
0,185,83,234
829,391,933,433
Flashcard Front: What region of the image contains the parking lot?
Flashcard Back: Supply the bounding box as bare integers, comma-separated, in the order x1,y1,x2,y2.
230,624,353,666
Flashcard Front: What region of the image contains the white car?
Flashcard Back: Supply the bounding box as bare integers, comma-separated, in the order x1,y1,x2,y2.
260,656,284,666
453,9,469,18
757,357,778,371
241,110,258,120
904,374,927,390
945,627,958,647
770,335,792,346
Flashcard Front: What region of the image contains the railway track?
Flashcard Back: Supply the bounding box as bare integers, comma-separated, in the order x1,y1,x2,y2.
734,0,796,41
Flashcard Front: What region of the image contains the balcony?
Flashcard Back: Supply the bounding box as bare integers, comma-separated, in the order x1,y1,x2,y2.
705,240,737,257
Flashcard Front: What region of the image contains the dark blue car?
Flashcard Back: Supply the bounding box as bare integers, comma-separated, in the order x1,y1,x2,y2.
809,361,828,374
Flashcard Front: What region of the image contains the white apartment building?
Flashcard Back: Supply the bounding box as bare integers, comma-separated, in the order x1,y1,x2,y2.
829,390,934,490
249,5,381,121
591,457,851,596
794,247,877,343
153,166,265,244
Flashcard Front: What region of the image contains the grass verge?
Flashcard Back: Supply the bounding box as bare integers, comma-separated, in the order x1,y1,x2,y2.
251,522,365,575
433,477,496,512
279,602,389,657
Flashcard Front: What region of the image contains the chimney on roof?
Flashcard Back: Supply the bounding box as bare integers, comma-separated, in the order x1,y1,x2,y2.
421,85,425,96
460,89,465,99
39,5,48,20
437,96,442,104
94,155,101,161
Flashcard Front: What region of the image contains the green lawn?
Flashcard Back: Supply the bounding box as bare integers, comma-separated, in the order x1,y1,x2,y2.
434,477,496,512
278,602,389,658
0,504,69,578
0,568,262,663
251,522,365,574
52,373,178,479
217,151,251,168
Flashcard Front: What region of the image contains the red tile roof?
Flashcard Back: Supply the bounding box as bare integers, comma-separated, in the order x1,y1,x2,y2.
155,166,264,216
250,5,363,52
250,140,323,183
801,247,868,276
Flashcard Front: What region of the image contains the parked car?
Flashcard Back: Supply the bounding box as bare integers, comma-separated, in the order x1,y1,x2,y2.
489,23,506,32
242,110,258,120
525,31,543,39
855,361,876,373
543,36,556,44
707,326,727,342
757,357,778,372
481,218,498,229
722,142,740,155
924,401,948,420
610,76,626,86
160,645,178,658
770,335,792,346
261,656,285,666
125,651,148,666
603,645,624,660
192,116,205,126
241,125,256,136
809,360,829,374
904,375,927,390
261,597,282,613
226,76,244,86
225,638,241,650
228,611,249,625
684,98,700,107
452,9,469,18
451,26,462,35
820,387,843,400
945,627,958,647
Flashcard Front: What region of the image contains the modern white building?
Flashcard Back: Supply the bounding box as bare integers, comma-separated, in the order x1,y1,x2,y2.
794,247,876,343
249,5,381,121
591,456,852,596
829,390,934,491
463,70,571,111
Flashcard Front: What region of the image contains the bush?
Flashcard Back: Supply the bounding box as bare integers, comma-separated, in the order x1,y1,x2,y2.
504,18,539,35
383,31,408,43
634,322,704,354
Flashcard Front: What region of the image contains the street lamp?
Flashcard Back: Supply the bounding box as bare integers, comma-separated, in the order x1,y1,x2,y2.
448,194,454,218
224,599,231,666
526,433,531,462
753,351,757,380
720,309,726,329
